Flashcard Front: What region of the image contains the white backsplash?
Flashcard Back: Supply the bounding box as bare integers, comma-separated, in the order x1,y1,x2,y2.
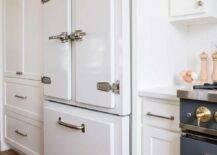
136,0,217,90
136,0,188,90
187,23,217,83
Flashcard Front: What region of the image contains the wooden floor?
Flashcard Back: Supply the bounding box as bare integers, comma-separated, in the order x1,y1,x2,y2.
0,150,20,155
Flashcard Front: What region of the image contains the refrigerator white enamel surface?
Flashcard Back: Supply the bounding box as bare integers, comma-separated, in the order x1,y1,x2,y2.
44,101,129,155
43,0,131,154
43,0,131,115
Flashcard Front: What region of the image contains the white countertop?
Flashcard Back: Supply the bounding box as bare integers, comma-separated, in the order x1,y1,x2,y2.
139,86,187,101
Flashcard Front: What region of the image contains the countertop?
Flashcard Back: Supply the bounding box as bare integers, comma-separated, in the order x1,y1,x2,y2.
139,86,186,101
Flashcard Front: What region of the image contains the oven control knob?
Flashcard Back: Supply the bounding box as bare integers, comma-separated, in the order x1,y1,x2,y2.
186,113,192,118
196,106,211,126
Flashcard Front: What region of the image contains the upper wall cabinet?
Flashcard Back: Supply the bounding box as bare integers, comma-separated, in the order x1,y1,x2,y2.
169,0,217,25
4,0,43,80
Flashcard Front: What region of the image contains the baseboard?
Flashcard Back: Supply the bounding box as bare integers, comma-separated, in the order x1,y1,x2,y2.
0,140,10,151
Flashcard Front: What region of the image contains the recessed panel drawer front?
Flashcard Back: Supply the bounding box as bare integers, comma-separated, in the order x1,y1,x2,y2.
44,102,129,155
5,80,43,119
170,0,205,17
143,99,179,132
5,114,43,155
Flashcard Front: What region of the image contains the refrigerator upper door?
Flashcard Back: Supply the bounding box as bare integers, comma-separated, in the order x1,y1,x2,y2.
73,0,130,109
42,0,72,100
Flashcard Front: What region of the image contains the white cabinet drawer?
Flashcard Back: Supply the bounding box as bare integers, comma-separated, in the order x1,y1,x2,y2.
169,0,217,25
44,101,129,155
142,125,180,155
5,111,43,155
170,0,205,17
142,99,180,132
5,78,43,121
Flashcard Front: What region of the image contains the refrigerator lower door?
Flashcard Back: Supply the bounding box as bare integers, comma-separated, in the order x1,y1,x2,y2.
44,101,129,155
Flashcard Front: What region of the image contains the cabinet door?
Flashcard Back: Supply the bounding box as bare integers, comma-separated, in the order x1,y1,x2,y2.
74,0,130,109
142,125,180,155
44,101,129,155
4,0,43,80
43,0,72,100
170,0,205,17
4,0,23,76
22,0,43,80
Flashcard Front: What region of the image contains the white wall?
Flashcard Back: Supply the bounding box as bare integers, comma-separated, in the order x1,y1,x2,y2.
137,0,217,90
137,0,189,90
187,23,217,83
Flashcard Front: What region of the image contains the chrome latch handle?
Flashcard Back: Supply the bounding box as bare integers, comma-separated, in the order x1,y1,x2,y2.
69,30,86,41
49,32,69,43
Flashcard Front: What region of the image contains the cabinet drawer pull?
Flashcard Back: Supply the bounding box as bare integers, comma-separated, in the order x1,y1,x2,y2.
146,112,174,120
15,129,27,137
197,0,203,6
58,117,85,133
14,95,27,99
16,71,23,75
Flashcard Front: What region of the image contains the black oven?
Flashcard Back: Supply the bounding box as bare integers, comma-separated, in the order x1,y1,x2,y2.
181,131,217,155
179,98,217,155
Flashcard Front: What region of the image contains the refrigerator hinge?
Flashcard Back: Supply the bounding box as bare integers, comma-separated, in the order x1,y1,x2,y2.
97,81,120,94
41,76,51,84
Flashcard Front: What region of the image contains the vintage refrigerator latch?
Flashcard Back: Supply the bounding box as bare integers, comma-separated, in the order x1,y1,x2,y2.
97,81,120,94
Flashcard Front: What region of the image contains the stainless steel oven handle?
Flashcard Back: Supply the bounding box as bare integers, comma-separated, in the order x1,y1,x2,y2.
146,112,174,120
58,117,85,133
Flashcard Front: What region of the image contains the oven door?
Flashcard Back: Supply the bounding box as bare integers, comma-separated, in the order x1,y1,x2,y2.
181,134,217,155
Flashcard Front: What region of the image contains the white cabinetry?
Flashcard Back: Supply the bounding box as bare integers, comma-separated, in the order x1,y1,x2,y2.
44,101,129,155
5,111,43,155
169,0,217,25
142,125,180,155
140,89,180,155
4,0,43,80
3,0,43,154
4,78,43,155
5,78,43,121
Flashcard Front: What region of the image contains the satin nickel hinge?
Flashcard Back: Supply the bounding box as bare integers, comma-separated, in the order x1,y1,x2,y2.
41,76,51,84
97,81,120,94
41,0,51,4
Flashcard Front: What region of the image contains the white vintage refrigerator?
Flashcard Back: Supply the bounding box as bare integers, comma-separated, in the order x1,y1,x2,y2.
42,0,131,155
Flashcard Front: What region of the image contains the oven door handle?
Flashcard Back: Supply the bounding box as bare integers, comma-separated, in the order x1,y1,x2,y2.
146,112,174,120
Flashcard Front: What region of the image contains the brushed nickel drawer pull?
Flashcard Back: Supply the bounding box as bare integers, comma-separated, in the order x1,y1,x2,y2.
15,129,27,137
16,71,23,75
197,0,203,6
146,112,174,120
58,117,85,133
14,95,27,100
